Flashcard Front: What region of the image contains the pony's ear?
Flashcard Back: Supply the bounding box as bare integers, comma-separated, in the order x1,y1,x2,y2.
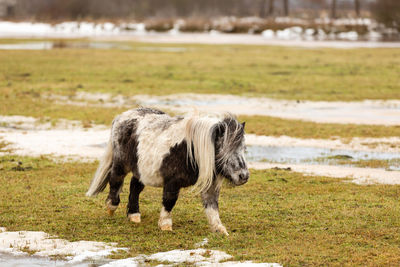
241,122,246,129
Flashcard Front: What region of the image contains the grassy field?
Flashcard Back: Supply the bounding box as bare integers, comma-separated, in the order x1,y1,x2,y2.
0,41,399,101
1,155,400,266
1,40,400,138
1,41,400,266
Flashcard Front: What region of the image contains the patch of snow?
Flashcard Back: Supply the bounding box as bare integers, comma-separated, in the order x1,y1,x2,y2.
101,257,141,267
1,115,399,185
261,29,275,39
0,21,141,38
0,115,103,131
195,238,209,248
0,128,109,161
337,31,359,41
0,228,127,263
0,227,280,266
149,249,231,264
246,134,400,154
249,162,400,185
101,249,282,267
276,27,303,40
46,92,400,126
0,21,399,48
0,115,109,161
131,94,400,126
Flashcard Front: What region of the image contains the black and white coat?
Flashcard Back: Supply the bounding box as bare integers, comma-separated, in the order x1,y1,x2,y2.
86,107,249,235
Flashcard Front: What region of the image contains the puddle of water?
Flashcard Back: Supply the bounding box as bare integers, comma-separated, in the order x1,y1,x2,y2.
0,41,191,53
246,145,400,170
0,252,99,267
0,41,131,50
0,42,53,50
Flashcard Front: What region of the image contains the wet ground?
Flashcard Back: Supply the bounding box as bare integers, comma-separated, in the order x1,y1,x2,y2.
1,115,399,185
0,41,131,50
0,253,98,267
45,93,400,126
246,145,400,171
133,94,400,126
107,33,400,48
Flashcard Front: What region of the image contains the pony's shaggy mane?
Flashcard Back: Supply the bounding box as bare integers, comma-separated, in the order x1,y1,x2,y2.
215,115,245,168
185,113,242,193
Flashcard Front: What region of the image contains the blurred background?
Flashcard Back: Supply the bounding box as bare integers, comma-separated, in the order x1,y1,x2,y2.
0,0,399,41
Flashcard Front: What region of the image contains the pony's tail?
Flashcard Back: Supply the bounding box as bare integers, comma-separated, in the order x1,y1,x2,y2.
86,138,113,197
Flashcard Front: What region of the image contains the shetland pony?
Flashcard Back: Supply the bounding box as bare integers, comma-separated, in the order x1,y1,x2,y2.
86,107,249,235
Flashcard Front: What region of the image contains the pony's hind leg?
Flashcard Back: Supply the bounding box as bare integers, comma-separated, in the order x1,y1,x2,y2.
106,161,127,216
158,181,180,231
127,177,144,223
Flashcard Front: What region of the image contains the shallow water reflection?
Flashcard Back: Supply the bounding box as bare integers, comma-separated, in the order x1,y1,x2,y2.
0,253,93,267
246,145,400,170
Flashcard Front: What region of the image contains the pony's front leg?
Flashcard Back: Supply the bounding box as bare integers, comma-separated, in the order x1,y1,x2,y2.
159,181,180,231
201,184,228,236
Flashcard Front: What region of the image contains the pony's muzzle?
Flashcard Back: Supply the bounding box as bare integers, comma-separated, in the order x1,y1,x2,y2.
237,170,249,185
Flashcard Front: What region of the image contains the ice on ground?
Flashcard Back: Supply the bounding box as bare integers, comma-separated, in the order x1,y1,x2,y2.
1,21,400,48
0,115,109,161
0,21,124,38
101,249,282,267
47,92,400,126
0,128,110,161
261,29,275,38
0,228,279,266
246,134,400,153
1,115,399,184
337,31,358,41
249,162,400,185
134,94,400,126
0,228,127,263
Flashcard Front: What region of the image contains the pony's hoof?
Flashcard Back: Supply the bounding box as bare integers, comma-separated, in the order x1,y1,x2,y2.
215,225,229,236
160,224,173,231
107,209,115,216
106,200,117,216
128,213,141,223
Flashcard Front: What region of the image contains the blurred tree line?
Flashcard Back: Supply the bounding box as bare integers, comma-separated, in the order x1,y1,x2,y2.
9,0,368,19
5,0,399,30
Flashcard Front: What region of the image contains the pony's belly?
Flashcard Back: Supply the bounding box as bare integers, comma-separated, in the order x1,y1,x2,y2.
139,173,164,187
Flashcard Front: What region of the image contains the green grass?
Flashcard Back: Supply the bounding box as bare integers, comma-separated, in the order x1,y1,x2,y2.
1,155,400,266
1,40,399,139
1,40,399,266
0,41,399,101
0,87,127,125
